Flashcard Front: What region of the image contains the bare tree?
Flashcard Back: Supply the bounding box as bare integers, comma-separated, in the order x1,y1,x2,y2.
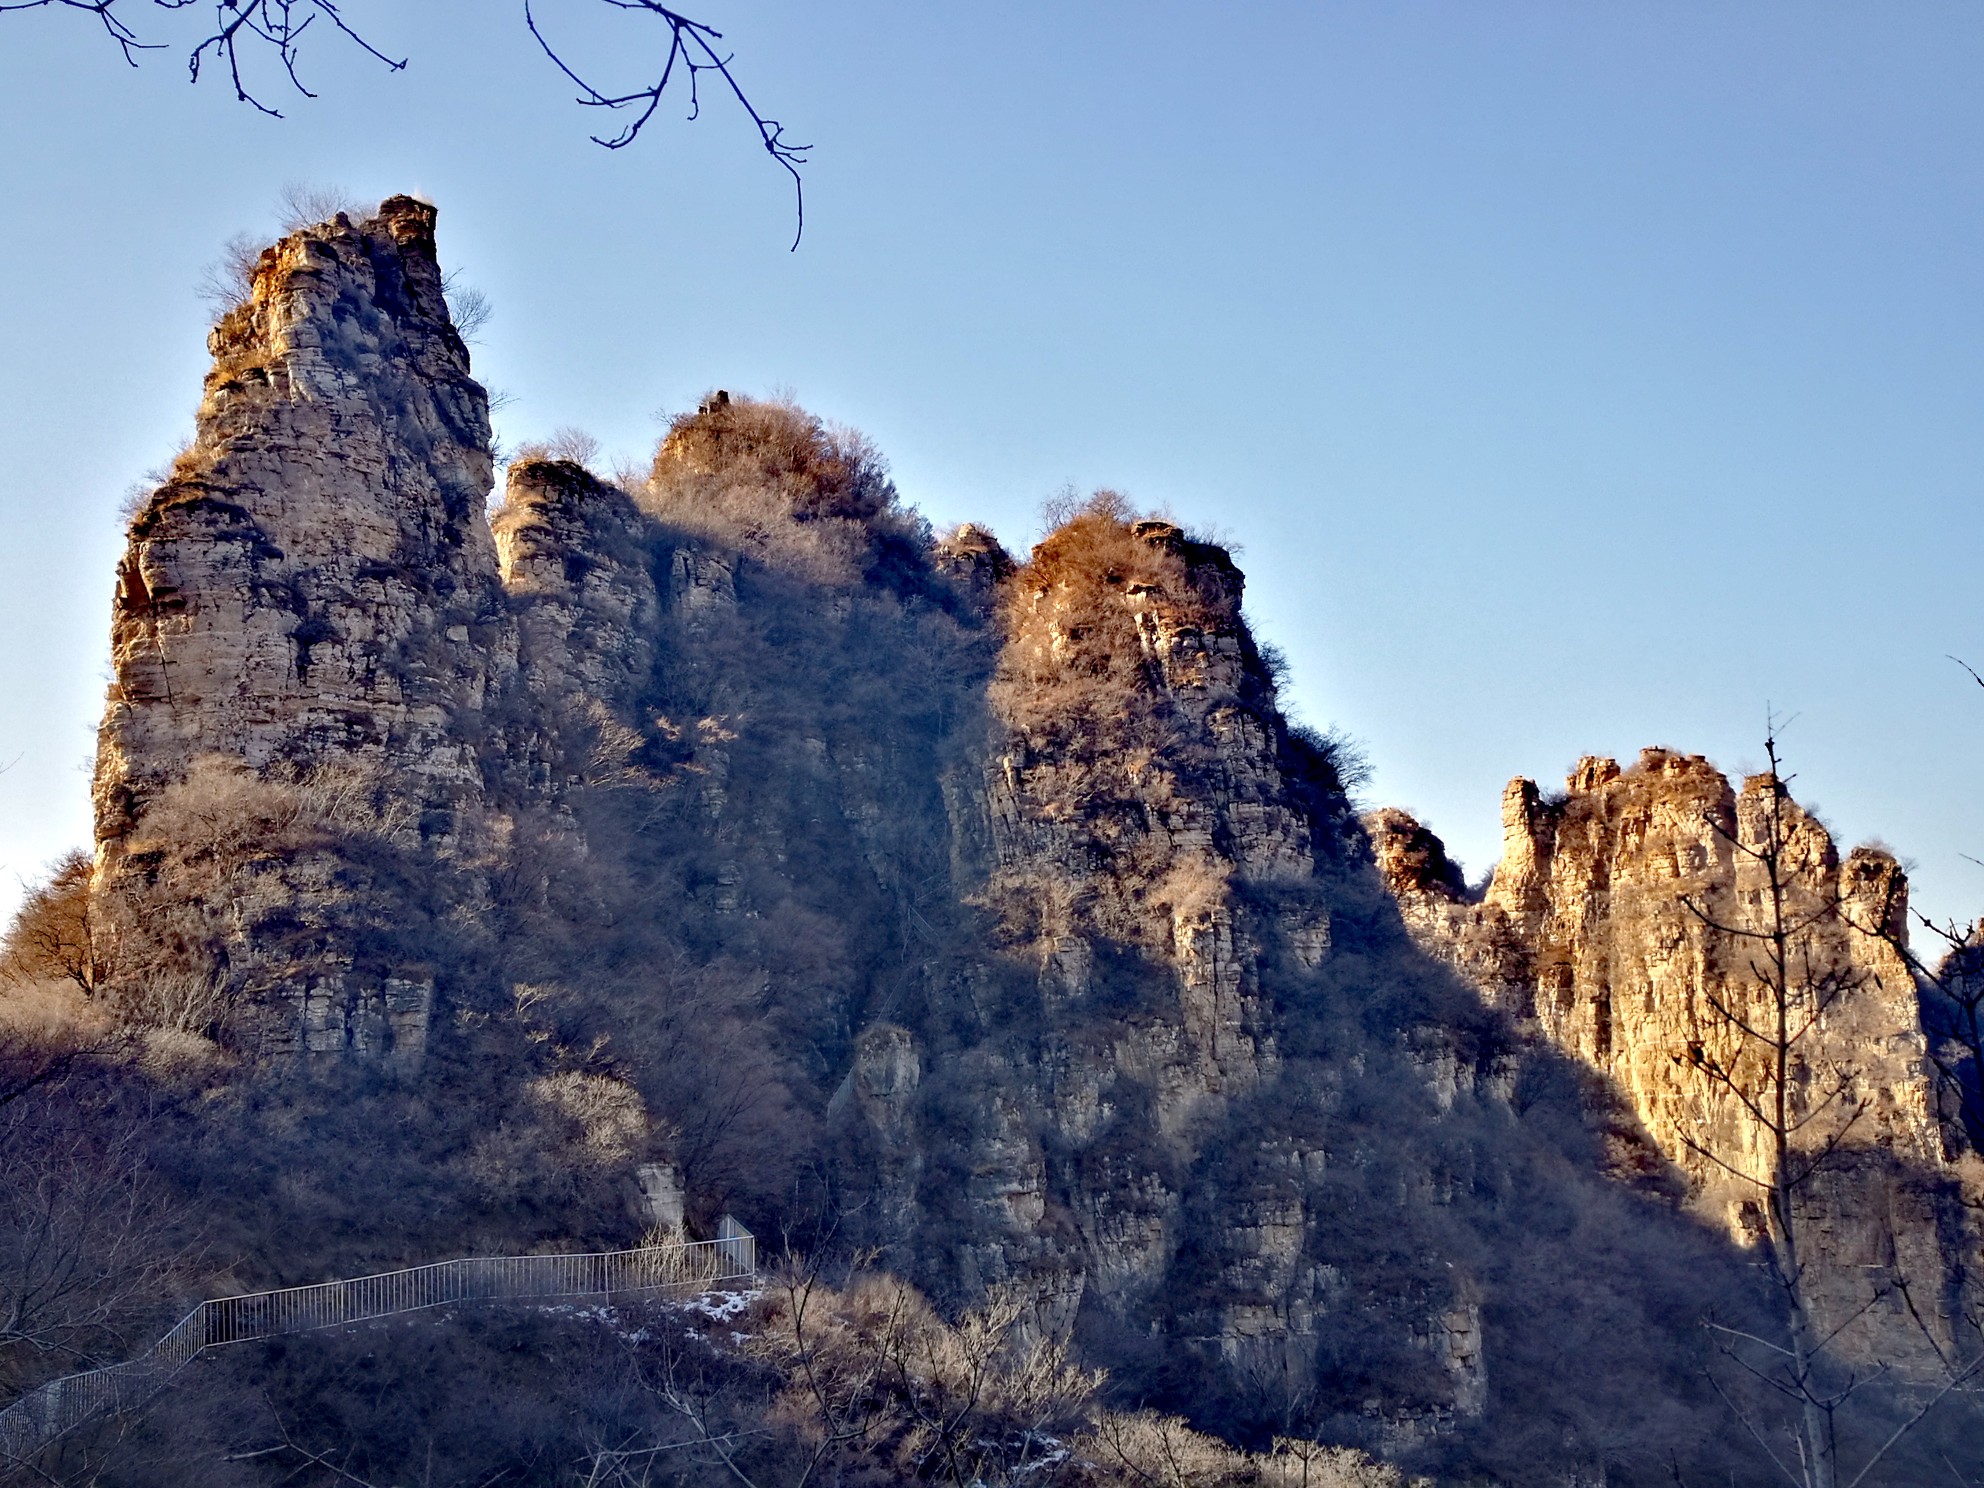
0,0,807,242
0,1092,193,1397
1680,722,1981,1488
1,852,111,998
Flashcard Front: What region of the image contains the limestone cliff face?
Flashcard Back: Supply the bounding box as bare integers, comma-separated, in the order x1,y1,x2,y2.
79,200,1958,1481
492,459,658,716
963,508,1334,1334
1371,749,1974,1358
863,502,1594,1448
93,198,509,1060
491,459,661,804
98,197,504,843
985,512,1319,1110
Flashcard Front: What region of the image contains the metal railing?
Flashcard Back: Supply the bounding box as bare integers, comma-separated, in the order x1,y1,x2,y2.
0,1221,756,1462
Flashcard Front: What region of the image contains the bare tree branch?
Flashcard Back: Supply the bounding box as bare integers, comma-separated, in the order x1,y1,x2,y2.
1,0,808,246
524,0,809,247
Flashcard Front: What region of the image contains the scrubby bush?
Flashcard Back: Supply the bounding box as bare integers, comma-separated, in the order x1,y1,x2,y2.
10,386,1887,1487
98,756,421,1045
639,394,933,593
8,1273,1412,1488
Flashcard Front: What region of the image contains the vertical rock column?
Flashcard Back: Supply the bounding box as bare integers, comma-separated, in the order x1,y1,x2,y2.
92,196,510,1060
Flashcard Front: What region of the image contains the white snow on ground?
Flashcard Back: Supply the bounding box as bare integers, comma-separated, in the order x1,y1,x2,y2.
535,1290,761,1349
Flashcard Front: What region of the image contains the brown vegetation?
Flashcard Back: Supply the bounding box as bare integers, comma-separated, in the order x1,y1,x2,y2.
641,394,928,589
27,216,1978,1484
0,851,108,997
5,1270,1413,1488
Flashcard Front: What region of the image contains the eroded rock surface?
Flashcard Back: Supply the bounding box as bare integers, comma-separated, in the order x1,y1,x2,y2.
94,198,509,1059
1371,749,1977,1361
74,196,1979,1481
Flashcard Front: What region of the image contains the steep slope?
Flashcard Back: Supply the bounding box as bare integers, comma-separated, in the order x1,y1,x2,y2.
93,197,508,1062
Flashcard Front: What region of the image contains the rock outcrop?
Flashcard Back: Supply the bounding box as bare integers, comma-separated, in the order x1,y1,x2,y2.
93,197,509,1060
492,459,658,718
984,510,1318,1111
1371,749,1978,1362
68,196,1984,1484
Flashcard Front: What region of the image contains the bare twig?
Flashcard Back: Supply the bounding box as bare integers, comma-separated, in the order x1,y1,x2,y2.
3,1,807,245
524,0,809,248
0,1,405,115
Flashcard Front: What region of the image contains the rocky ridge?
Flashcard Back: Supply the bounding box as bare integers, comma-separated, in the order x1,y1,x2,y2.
94,197,508,1062
66,197,1981,1483
1369,751,1978,1362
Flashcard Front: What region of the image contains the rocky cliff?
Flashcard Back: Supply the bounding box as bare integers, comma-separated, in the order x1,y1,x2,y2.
1370,750,1978,1363
94,197,508,1062
62,198,1981,1484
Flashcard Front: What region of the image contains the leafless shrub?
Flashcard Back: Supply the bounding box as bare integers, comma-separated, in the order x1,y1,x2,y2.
1262,1436,1412,1488
743,1263,1102,1486
1085,1409,1254,1486
0,1088,197,1397
122,966,232,1038
1291,723,1371,799
194,230,264,314
97,757,413,1042
0,990,109,1112
528,1071,651,1165
513,426,602,471
641,394,917,586
276,182,363,233
441,269,493,343
119,441,199,524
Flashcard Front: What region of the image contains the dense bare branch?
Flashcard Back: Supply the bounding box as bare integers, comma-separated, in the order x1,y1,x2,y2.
1685,720,1978,1486
1,0,807,244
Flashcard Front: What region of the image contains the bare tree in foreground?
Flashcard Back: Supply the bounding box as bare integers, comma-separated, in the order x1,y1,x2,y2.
1680,722,1981,1488
0,1088,193,1398
0,0,808,244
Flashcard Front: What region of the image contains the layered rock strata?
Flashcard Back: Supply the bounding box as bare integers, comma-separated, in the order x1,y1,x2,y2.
79,197,1952,1480
98,197,504,841
984,512,1318,1109
1371,750,1976,1360
93,197,508,1059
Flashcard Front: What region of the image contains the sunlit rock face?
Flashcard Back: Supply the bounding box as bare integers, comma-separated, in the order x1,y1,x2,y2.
931,503,1528,1437
87,195,1981,1478
984,512,1320,1114
1371,749,1978,1363
92,197,511,1061
98,197,504,842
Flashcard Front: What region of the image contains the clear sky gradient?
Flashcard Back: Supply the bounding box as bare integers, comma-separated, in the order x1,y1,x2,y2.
1,2,1980,933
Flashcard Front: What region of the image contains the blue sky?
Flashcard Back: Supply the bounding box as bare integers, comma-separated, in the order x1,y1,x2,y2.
1,1,1981,931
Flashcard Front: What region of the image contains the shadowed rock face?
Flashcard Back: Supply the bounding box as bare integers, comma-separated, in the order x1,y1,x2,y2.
493,457,660,740
99,197,503,847
1370,749,1979,1364
79,197,1982,1478
93,197,510,1061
